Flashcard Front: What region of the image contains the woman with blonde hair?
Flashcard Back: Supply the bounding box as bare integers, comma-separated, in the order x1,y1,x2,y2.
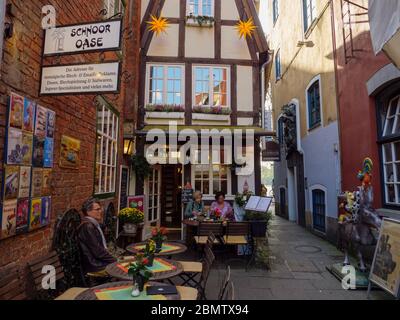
184,191,205,218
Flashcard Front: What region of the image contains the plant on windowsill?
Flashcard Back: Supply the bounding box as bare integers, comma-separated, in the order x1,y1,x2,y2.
145,104,185,113
131,154,151,182
192,106,232,115
186,14,215,27
119,207,145,236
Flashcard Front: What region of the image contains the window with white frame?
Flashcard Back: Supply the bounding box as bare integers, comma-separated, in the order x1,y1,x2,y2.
147,167,161,222
381,94,400,205
303,0,317,32
104,0,125,18
95,104,119,195
187,0,213,17
307,77,321,129
147,65,184,106
194,66,229,108
193,149,231,196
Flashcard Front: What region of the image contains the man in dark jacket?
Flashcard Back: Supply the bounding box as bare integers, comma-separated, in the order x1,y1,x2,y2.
77,198,116,275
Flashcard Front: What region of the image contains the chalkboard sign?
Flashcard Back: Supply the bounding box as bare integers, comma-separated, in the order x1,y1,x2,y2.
182,188,194,204
118,166,129,211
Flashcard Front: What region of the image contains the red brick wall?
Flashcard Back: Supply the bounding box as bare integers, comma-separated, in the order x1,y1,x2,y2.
0,0,139,268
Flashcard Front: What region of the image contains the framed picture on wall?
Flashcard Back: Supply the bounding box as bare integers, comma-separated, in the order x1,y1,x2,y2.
59,135,81,169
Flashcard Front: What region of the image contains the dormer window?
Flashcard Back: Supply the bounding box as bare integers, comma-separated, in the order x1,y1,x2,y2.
187,0,214,17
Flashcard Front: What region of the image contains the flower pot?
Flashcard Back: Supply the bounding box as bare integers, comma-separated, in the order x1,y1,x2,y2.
123,223,138,236
155,239,163,253
134,274,146,293
250,221,267,238
147,255,155,267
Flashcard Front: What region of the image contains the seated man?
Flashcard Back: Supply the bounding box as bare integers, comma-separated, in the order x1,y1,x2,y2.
77,198,116,275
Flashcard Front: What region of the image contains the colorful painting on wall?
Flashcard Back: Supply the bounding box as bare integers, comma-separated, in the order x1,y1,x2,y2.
32,168,43,198
44,138,54,168
60,135,81,169
4,166,19,200
41,197,51,226
16,199,29,234
9,93,24,129
1,200,17,239
42,169,52,196
46,110,56,139
23,98,36,132
35,105,47,138
33,136,45,167
22,132,33,165
18,166,31,198
6,128,23,165
29,198,42,231
127,196,145,213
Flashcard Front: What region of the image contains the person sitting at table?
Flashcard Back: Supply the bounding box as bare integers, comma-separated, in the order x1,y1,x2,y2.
184,191,205,218
210,191,235,221
77,197,117,275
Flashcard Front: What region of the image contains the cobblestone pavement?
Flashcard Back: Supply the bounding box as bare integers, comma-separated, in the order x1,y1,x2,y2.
201,215,394,300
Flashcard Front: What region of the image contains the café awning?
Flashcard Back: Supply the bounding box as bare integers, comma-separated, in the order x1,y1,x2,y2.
369,0,400,68
136,125,276,138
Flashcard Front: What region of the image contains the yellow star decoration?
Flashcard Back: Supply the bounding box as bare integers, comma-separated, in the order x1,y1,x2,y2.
236,18,257,39
146,15,169,36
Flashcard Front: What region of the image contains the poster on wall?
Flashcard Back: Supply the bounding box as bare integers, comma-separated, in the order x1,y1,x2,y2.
23,98,36,132
16,199,29,234
33,136,45,167
1,200,17,239
44,138,54,168
29,198,42,231
127,196,144,213
42,169,52,196
60,135,81,169
4,166,19,200
369,218,400,298
32,168,43,198
35,105,48,138
8,93,24,129
41,197,51,226
6,128,23,165
21,132,33,166
18,166,31,198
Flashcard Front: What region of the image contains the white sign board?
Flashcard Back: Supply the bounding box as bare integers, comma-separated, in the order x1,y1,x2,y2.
43,19,122,56
245,196,273,213
40,62,121,95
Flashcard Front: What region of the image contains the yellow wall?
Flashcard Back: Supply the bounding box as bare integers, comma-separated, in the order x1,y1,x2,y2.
268,0,338,138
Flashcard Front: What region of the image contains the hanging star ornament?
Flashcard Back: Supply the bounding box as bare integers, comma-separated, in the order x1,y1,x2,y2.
146,15,169,36
236,18,257,39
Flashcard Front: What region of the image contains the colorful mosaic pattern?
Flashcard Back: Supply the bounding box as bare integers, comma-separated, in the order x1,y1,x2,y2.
94,285,167,301
134,243,182,254
117,258,177,274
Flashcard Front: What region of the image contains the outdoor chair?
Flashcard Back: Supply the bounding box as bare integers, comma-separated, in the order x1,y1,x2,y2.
27,250,87,300
223,222,251,246
218,265,231,300
223,281,235,300
0,263,27,300
197,246,215,300
195,222,223,245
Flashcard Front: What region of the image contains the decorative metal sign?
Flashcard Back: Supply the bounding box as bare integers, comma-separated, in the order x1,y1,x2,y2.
43,19,122,56
40,62,121,95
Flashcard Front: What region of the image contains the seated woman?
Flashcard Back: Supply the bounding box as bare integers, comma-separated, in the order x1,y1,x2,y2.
77,198,117,276
210,191,235,221
184,191,205,218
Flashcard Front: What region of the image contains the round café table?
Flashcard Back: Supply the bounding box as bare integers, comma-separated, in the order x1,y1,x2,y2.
75,281,181,300
126,241,187,257
106,258,183,281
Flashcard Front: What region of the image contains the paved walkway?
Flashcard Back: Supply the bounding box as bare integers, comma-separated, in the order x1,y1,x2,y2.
205,215,393,300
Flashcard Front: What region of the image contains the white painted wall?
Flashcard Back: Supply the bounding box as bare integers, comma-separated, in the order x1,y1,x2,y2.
162,0,180,18
148,24,180,57
221,26,252,60
237,66,253,111
185,27,215,58
221,0,240,20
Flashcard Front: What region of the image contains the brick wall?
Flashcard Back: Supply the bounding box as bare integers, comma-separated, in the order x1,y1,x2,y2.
0,0,140,269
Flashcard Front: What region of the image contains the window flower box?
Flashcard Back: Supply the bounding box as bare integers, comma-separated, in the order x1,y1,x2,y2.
186,15,215,27
145,104,185,113
146,112,185,120
192,106,232,115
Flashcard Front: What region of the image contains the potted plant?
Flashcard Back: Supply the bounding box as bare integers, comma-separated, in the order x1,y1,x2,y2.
128,254,153,296
119,207,145,236
244,210,272,238
186,14,215,27
151,227,168,252
131,154,151,182
144,239,156,266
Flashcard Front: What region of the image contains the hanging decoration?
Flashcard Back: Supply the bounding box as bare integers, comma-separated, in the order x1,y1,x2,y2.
146,15,169,36
235,18,256,39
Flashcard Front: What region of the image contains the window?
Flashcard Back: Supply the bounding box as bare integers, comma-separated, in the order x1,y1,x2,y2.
148,167,161,222
303,0,317,32
147,65,184,106
194,66,229,108
275,50,281,81
187,0,213,17
95,104,119,195
307,78,321,129
273,0,279,24
105,0,125,18
312,189,326,232
380,95,400,205
193,150,231,196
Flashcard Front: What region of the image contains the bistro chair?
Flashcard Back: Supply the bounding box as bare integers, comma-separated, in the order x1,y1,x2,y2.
197,246,215,300
223,281,235,300
218,265,231,300
223,222,251,247
195,222,223,245
27,250,87,300
0,263,27,300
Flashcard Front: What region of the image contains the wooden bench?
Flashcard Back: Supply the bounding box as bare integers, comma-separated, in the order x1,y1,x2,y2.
0,263,27,300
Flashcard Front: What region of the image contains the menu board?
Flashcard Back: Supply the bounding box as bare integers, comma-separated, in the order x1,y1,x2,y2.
245,196,273,213
119,166,129,211
0,93,55,240
182,188,194,204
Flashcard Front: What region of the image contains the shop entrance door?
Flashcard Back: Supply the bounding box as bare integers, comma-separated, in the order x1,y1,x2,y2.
161,165,183,231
